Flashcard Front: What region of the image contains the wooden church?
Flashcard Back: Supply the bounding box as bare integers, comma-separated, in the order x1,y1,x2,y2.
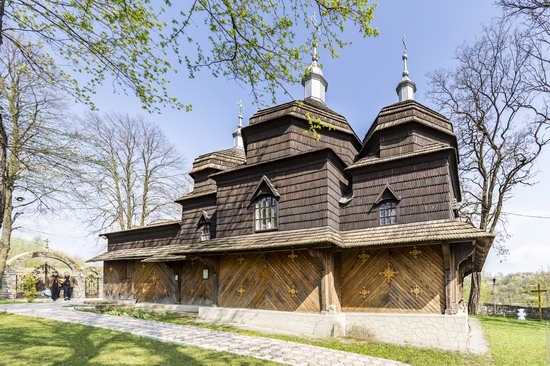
90,44,493,350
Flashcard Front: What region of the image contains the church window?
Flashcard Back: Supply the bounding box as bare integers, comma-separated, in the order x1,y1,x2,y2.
254,196,278,231
200,224,210,241
379,201,398,225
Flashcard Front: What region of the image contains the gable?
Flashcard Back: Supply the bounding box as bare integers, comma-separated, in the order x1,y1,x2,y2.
249,175,280,204
197,210,212,227
374,184,401,205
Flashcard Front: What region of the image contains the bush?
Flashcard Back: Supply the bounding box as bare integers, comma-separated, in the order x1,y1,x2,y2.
21,276,37,303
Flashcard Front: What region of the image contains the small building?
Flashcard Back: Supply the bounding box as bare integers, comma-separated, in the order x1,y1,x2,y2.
90,46,493,352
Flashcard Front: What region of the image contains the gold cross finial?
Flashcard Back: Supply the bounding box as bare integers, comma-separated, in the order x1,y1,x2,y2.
237,256,245,264
358,251,370,263
409,246,422,259
288,251,298,261
379,262,399,284
237,286,246,297
411,284,423,298
359,287,370,299
288,285,298,298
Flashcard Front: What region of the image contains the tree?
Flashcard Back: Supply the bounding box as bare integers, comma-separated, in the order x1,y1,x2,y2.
499,1,550,94
0,0,379,283
0,41,77,287
428,22,550,314
75,113,190,232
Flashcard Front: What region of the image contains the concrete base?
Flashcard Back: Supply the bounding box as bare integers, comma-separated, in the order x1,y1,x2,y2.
198,307,483,353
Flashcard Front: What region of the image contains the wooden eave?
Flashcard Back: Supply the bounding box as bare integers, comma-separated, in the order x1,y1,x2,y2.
99,221,181,239
175,189,217,203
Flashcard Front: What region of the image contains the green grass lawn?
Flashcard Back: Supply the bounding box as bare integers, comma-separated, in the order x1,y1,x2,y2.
477,316,549,366
0,299,26,304
0,312,279,366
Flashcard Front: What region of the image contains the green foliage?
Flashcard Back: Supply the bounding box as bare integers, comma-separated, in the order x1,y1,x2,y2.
0,313,275,365
465,270,550,307
20,275,37,303
303,111,336,140
1,0,378,110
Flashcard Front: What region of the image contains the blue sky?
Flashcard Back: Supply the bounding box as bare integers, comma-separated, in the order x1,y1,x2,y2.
17,0,550,274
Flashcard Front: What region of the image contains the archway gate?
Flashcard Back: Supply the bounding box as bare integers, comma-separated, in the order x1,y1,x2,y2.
1,249,102,299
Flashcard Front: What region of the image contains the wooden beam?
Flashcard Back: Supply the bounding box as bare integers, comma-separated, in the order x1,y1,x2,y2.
308,249,341,313
441,243,454,315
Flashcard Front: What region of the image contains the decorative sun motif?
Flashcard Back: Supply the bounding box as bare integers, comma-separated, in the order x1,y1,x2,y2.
288,251,298,261
409,246,423,259
358,251,370,263
237,286,246,297
288,285,298,298
359,287,370,299
411,284,423,298
379,262,399,284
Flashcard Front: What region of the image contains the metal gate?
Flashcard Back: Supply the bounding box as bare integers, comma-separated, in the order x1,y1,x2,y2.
85,273,99,298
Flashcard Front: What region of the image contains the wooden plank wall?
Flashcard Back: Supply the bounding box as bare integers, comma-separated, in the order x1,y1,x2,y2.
245,117,359,166
179,195,217,242
103,261,134,300
214,153,330,237
217,252,321,312
107,225,180,251
180,259,215,306
340,245,445,313
340,153,453,230
134,261,177,304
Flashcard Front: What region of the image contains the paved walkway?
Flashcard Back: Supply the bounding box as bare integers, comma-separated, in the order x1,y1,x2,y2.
0,302,408,366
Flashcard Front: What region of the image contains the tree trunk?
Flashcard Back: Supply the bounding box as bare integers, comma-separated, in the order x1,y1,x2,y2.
0,175,11,285
468,271,481,315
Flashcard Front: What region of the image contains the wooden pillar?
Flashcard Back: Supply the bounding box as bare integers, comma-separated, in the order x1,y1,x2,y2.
442,243,454,315
309,249,341,313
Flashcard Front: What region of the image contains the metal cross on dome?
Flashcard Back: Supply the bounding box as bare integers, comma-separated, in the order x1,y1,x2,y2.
402,34,408,52
236,99,244,128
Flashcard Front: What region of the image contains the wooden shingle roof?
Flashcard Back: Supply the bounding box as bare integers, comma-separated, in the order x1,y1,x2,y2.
91,220,492,265
340,219,493,248
346,144,454,171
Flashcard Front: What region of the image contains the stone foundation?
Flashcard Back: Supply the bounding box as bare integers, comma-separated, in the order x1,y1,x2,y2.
199,307,479,353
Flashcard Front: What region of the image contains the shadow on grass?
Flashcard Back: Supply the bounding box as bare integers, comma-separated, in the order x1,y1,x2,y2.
0,313,272,366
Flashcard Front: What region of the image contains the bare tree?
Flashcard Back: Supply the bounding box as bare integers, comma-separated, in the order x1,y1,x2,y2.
0,42,77,284
75,113,190,232
499,1,550,93
428,22,550,314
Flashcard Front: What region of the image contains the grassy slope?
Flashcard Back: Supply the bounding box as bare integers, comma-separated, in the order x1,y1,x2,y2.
478,316,549,366
0,313,278,366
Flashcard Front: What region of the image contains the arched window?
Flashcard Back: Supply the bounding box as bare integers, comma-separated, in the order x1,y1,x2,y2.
379,201,397,225
254,196,278,231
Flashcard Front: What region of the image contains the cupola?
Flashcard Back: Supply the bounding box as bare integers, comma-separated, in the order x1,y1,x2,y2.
396,35,417,102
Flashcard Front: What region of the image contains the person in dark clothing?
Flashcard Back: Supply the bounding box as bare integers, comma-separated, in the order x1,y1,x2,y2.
61,272,72,301
51,271,61,301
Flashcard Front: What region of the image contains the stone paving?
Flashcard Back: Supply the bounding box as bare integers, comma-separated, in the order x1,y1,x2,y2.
0,302,408,366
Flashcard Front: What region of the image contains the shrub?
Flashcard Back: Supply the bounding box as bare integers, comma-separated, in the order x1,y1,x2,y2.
21,276,38,303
